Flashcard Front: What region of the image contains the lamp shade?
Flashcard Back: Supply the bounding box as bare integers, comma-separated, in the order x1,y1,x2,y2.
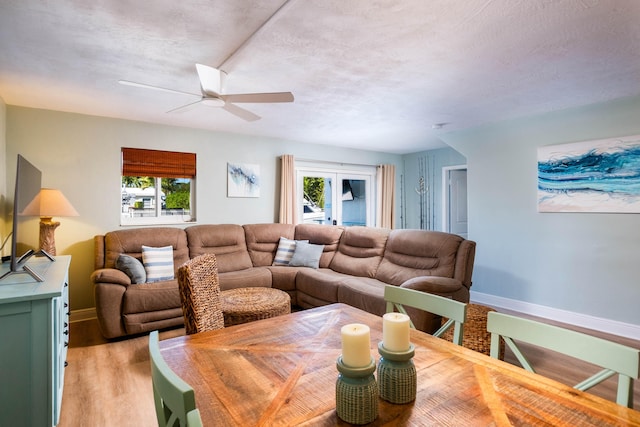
21,188,79,218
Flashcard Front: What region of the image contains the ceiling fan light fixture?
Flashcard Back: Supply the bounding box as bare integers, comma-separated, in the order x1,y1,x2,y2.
201,97,225,108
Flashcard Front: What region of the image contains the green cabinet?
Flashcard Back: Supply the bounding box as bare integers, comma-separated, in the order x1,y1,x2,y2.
0,256,70,426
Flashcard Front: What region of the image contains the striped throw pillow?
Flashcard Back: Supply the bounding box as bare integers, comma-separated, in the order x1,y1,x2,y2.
142,245,175,282
272,237,307,266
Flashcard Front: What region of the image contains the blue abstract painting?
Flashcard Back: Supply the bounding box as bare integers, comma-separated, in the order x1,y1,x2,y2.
227,162,260,198
538,135,640,213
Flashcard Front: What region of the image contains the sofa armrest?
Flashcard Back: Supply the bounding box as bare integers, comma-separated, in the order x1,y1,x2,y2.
400,276,464,296
90,268,132,287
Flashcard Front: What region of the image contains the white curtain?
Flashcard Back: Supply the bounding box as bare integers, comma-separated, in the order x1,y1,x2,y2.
278,154,296,224
376,164,396,229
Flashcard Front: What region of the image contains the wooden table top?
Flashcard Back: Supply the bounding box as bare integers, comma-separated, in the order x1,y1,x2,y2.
160,303,640,426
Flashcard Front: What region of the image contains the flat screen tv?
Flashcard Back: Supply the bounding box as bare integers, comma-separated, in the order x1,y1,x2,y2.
1,154,44,282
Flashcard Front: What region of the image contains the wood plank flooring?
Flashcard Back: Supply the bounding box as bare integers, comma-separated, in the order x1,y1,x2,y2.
57,312,640,426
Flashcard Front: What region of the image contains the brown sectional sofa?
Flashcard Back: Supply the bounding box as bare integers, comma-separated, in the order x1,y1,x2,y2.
91,223,476,339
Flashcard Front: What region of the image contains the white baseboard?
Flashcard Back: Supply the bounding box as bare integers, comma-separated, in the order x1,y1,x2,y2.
470,291,640,341
70,307,97,323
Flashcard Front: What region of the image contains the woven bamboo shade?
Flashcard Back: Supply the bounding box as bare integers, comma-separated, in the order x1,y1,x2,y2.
122,147,196,178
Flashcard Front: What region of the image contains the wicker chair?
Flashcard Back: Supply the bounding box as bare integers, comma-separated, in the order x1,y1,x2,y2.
177,254,225,335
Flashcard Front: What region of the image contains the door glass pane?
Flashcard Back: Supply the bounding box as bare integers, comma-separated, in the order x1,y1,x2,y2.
340,179,367,226
303,176,332,224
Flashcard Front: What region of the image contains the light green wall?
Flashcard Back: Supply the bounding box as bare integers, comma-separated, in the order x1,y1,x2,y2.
5,106,402,311
442,95,640,326
401,147,466,230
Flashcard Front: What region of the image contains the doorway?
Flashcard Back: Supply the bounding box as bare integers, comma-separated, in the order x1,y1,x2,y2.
442,166,468,239
296,165,374,226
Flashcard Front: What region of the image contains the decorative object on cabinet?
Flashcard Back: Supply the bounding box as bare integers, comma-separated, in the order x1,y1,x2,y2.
21,188,79,256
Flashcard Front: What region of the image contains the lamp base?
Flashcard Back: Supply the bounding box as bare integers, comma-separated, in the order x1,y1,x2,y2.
39,217,60,256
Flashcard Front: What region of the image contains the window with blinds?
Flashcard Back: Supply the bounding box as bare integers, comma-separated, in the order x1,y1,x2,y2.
120,148,196,225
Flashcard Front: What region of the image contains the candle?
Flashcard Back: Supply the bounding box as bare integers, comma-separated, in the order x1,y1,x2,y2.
341,323,371,367
382,312,411,352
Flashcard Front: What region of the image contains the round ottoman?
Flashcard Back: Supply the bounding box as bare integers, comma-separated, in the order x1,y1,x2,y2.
220,287,291,326
441,303,505,359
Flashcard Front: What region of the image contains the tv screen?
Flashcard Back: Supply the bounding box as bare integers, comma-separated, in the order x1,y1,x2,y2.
1,155,42,281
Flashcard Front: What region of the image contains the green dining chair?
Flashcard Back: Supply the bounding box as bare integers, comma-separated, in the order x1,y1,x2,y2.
149,330,202,427
384,285,467,345
487,311,640,408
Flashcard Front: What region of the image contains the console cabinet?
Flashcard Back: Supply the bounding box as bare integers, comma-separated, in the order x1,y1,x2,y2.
0,256,70,426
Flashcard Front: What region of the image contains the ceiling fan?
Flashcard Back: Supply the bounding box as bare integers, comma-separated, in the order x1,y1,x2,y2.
119,63,294,122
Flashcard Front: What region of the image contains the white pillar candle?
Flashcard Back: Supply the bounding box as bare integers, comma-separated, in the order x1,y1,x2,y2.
382,312,411,352
341,323,371,368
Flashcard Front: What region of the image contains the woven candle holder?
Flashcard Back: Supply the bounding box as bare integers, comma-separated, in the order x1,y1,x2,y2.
335,356,378,424
377,341,417,404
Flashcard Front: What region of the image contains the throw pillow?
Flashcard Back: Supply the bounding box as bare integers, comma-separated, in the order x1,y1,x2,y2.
142,245,175,282
115,254,146,284
272,237,309,266
289,241,325,269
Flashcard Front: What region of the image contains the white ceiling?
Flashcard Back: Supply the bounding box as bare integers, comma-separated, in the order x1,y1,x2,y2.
1,0,639,154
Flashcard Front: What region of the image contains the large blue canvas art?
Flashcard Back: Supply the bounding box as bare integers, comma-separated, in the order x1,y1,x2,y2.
538,134,640,213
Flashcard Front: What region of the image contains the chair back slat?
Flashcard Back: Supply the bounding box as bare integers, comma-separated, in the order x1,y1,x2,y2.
384,286,467,345
487,311,640,408
149,331,198,427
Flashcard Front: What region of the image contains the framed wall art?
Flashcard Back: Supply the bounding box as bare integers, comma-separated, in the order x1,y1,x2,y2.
537,134,640,213
227,162,260,198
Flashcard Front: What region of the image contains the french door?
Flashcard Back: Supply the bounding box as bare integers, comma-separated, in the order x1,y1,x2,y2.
296,166,374,227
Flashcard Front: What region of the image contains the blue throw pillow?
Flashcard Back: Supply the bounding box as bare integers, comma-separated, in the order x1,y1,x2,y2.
115,254,147,284
142,245,175,282
289,241,325,269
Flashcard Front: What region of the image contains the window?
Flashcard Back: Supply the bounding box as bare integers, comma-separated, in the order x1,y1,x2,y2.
296,161,375,226
121,148,196,225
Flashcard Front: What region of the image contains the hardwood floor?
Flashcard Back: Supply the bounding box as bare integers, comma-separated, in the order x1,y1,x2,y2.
58,313,640,426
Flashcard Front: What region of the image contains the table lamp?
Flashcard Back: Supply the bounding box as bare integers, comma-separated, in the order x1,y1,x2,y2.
21,188,79,256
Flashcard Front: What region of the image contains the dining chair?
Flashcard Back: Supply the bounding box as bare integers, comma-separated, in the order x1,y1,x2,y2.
384,285,467,345
177,253,225,334
149,330,202,427
487,311,640,408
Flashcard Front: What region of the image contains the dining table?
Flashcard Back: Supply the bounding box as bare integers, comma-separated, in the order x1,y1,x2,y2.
159,303,640,426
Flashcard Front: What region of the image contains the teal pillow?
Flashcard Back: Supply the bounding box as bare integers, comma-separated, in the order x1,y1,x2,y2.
115,254,146,284
289,241,325,269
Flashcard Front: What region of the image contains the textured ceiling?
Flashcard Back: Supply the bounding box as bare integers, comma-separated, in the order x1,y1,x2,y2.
1,0,639,154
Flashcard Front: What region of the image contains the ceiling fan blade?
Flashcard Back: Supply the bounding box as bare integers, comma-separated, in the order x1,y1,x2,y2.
195,63,224,96
223,92,294,103
118,80,200,98
222,103,260,122
166,99,203,114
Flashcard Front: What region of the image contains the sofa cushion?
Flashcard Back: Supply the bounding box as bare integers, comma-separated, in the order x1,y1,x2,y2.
122,280,181,314
375,230,462,285
329,226,389,278
185,224,253,273
244,223,296,266
142,245,175,282
295,268,352,304
103,227,189,273
336,277,387,316
218,267,272,291
267,266,299,292
289,241,325,269
115,254,146,284
294,224,344,268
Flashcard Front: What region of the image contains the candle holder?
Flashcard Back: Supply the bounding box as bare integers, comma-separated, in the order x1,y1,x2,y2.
335,356,378,424
377,341,417,404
